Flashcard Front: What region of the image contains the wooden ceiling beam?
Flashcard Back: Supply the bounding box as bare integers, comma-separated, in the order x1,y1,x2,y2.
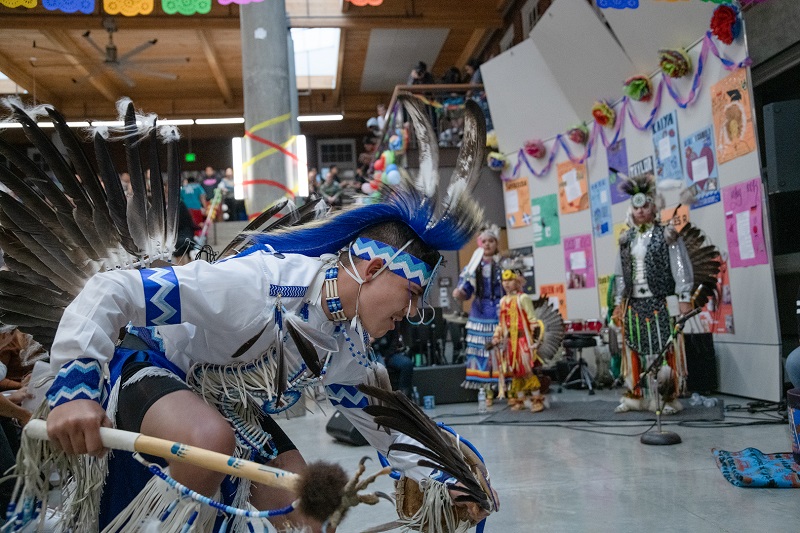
332,29,347,107
457,28,490,67
0,13,501,31
39,30,119,103
197,30,234,107
0,50,60,106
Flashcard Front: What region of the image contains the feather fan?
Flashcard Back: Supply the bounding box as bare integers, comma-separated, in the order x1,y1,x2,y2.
679,222,721,309
358,384,493,512
532,299,565,361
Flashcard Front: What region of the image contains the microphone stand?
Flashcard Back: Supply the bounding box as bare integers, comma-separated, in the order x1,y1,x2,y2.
639,308,701,446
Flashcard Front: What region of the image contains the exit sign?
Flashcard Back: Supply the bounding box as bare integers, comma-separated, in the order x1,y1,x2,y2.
185,153,197,162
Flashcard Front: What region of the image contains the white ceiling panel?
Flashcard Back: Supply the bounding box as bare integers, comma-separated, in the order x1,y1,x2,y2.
531,0,635,114
360,28,449,93
599,0,717,72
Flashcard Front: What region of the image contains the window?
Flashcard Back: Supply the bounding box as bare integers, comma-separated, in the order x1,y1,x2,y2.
317,139,356,174
291,28,341,91
499,26,515,53
521,0,542,38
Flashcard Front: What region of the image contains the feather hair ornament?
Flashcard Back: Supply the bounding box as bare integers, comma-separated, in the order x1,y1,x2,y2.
0,99,182,349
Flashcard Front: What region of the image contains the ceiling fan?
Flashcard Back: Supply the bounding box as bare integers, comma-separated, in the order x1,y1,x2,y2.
32,17,189,88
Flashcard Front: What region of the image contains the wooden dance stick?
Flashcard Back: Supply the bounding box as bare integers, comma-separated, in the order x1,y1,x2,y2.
24,420,300,492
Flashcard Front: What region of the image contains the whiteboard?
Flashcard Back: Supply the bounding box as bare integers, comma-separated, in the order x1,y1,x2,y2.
482,0,781,401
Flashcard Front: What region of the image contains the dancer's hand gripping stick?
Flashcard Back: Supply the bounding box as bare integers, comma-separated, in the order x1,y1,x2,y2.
24,419,390,525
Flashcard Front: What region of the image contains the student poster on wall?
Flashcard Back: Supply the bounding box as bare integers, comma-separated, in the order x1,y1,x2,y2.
712,68,756,164
597,274,613,321
589,178,612,237
530,194,561,247
607,138,629,205
557,160,589,214
503,177,532,228
698,254,734,334
628,156,653,181
563,234,595,289
540,283,567,318
613,221,629,250
682,125,721,209
722,177,768,268
661,204,690,234
651,110,682,190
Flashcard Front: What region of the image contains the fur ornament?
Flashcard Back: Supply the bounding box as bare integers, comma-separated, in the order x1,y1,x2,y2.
487,151,506,171
659,49,692,78
591,101,615,128
710,4,741,45
567,123,589,145
623,75,653,102
523,139,546,159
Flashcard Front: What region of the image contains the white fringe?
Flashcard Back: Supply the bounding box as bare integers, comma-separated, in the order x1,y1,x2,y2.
401,479,470,533
100,471,216,533
187,354,278,414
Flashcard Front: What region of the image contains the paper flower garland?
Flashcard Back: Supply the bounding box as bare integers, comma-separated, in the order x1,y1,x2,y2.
592,101,616,128
623,75,653,102
524,139,547,159
567,124,589,145
487,152,506,171
659,49,692,78
710,4,741,45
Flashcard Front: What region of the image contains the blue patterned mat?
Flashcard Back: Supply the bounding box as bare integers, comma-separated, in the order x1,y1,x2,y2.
712,447,800,488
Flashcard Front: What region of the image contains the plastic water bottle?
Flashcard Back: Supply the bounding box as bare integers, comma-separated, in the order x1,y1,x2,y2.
477,388,487,414
412,386,422,407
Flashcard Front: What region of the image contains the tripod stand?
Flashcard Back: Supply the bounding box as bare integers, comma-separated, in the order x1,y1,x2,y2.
639,308,701,446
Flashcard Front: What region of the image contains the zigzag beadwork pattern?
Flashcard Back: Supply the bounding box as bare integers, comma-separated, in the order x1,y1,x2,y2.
325,383,369,409
140,267,182,326
268,284,308,298
350,237,432,287
47,358,103,409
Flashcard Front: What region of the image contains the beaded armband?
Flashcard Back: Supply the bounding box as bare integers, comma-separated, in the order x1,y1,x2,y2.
46,358,104,409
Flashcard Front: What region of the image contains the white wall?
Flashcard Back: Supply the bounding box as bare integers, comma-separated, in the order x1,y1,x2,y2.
481,0,781,401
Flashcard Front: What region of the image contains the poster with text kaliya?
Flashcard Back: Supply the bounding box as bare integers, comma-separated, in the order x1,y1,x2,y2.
589,178,612,237
540,283,567,318
563,234,595,289
651,110,682,190
557,160,588,214
682,125,720,209
530,194,561,247
597,274,614,322
712,68,756,164
698,255,734,334
503,177,532,228
607,139,629,204
660,204,690,234
722,177,768,268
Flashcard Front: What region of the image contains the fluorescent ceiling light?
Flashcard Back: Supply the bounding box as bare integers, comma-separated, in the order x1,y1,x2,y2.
160,119,194,126
66,121,91,127
297,114,343,122
35,122,55,128
91,120,125,127
0,122,22,129
195,117,244,125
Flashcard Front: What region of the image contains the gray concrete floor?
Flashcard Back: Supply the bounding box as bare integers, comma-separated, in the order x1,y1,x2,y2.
275,388,798,533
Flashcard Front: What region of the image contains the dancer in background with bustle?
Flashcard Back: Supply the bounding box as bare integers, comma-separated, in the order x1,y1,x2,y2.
612,172,693,414
453,225,505,396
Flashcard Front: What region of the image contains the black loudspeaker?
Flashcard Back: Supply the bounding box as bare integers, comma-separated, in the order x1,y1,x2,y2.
325,410,368,446
684,333,718,394
763,101,800,194
412,364,476,404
